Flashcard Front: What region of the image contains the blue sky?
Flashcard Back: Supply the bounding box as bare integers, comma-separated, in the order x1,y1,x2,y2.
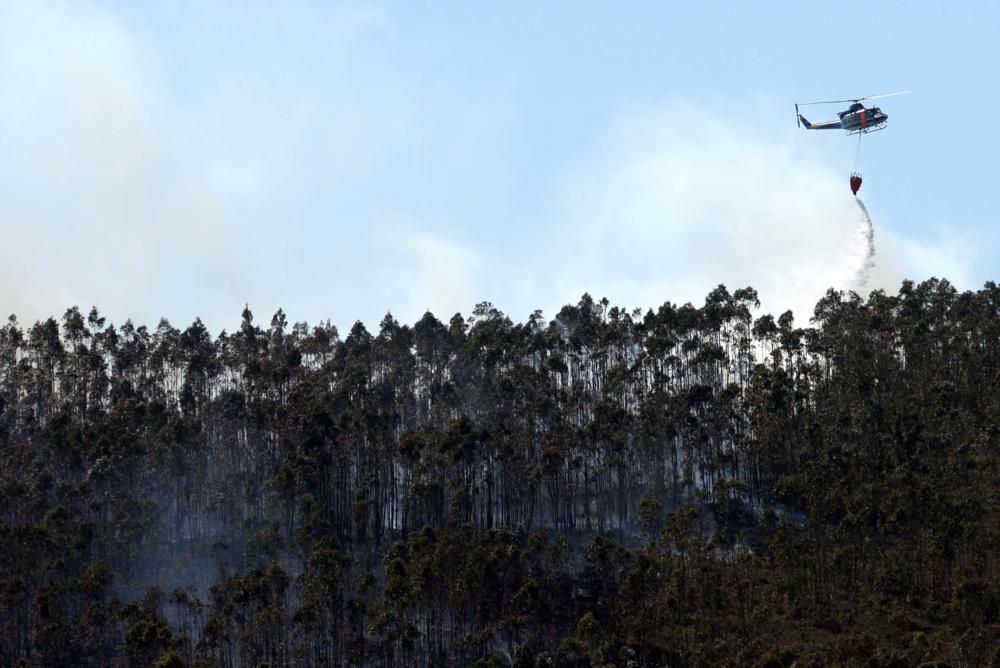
1,1,996,331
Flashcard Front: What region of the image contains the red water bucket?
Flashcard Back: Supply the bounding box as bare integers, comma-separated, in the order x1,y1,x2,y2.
850,173,863,195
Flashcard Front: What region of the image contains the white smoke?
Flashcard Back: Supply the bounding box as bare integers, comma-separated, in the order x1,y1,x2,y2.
852,197,877,292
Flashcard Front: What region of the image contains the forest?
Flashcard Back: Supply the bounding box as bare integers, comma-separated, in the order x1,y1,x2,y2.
1,278,999,667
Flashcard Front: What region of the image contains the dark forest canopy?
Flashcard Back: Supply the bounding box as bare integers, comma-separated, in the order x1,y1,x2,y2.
1,279,999,666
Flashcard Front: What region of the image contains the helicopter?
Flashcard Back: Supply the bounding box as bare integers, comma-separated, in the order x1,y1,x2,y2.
795,91,910,135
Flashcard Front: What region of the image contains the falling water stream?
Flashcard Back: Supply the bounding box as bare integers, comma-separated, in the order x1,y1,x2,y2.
852,197,876,291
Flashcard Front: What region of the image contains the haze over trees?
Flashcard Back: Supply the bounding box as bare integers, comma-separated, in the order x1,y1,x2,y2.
1,279,998,666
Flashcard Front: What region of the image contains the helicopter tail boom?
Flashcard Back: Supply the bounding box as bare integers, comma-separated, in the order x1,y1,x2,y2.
798,114,841,130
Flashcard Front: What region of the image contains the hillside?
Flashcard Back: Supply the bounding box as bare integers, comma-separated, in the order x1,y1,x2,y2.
1,279,999,666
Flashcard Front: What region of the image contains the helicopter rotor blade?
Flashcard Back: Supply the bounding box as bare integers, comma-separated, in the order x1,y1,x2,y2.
796,91,912,106
857,90,913,101
795,99,856,106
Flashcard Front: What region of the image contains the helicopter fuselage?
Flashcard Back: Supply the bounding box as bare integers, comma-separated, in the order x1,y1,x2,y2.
838,105,888,133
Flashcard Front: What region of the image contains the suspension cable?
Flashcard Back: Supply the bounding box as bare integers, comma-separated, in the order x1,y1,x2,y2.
853,132,863,174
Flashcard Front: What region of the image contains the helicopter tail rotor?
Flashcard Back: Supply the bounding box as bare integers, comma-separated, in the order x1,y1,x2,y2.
796,104,800,128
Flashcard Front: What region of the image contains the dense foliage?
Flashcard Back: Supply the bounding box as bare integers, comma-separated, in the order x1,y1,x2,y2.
1,279,999,666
